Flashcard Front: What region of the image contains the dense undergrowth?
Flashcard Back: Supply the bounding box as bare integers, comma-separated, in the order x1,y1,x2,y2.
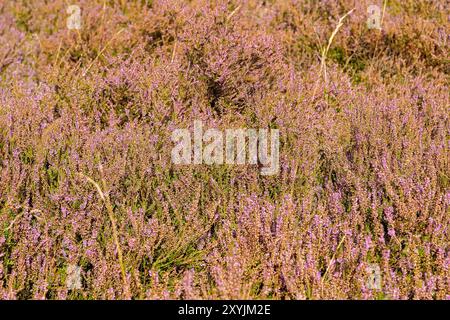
0,0,448,299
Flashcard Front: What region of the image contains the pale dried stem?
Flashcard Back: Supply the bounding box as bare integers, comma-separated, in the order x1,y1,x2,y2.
77,167,130,298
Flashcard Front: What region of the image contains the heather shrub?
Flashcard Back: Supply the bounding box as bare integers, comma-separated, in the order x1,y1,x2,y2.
0,0,448,300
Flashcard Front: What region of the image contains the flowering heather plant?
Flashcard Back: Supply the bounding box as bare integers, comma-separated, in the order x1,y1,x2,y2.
0,0,449,300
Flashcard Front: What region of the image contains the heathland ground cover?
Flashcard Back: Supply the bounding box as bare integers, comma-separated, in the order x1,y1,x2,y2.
0,0,448,299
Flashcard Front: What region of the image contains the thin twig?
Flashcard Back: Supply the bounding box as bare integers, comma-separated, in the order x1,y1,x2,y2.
322,234,346,283
77,169,129,297
171,40,177,63
380,0,387,28
227,5,241,22
320,8,355,83
82,28,125,77
4,209,44,232
311,8,354,103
